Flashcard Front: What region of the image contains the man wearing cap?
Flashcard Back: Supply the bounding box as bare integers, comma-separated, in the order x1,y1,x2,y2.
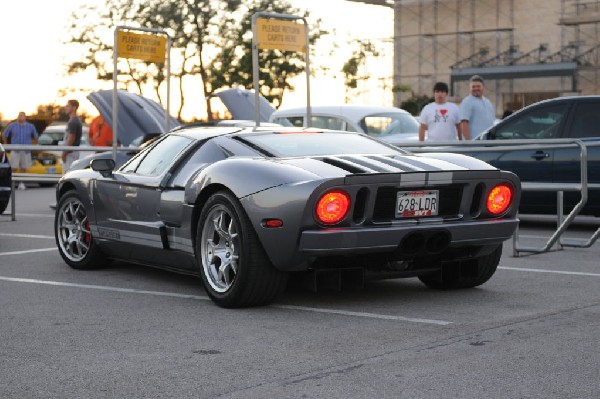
418,82,462,142
459,75,496,140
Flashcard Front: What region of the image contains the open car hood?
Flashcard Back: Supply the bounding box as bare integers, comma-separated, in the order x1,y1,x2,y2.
214,88,276,122
87,90,181,146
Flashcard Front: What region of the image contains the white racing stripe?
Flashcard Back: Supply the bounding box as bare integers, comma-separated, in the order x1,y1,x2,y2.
0,248,57,256
0,275,452,325
499,266,600,277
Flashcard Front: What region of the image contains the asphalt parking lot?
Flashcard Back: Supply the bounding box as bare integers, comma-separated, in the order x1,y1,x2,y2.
1,185,599,398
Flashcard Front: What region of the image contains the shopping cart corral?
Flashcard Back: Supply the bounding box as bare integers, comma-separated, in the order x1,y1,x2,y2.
2,144,135,221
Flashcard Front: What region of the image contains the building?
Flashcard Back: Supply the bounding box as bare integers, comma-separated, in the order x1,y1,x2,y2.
349,0,600,115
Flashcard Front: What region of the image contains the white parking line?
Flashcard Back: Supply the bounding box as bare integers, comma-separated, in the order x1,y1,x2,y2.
13,213,54,218
0,248,57,256
0,276,209,300
0,233,54,239
276,305,452,325
0,275,453,325
499,266,600,277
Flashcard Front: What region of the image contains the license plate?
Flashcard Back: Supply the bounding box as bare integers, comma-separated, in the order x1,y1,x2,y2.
47,167,57,174
396,190,439,218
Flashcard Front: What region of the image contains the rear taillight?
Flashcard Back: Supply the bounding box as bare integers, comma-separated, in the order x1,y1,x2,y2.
316,190,351,224
486,184,513,215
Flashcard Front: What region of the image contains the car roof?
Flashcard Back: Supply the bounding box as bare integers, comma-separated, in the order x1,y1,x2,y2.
271,105,411,122
523,95,600,108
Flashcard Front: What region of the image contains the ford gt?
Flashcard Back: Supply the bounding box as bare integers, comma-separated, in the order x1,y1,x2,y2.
54,126,520,307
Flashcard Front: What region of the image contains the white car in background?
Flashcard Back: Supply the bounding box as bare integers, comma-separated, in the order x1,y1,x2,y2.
269,105,420,142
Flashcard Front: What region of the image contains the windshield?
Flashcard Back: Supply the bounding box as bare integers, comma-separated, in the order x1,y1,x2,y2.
361,112,420,137
242,132,402,157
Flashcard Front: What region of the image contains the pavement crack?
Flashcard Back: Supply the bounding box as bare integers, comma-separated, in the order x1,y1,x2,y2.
286,364,364,385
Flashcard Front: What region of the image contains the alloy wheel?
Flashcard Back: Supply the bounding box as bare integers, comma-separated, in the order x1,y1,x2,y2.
200,205,240,293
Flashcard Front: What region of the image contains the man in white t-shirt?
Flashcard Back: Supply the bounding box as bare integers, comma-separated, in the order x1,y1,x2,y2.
418,82,462,142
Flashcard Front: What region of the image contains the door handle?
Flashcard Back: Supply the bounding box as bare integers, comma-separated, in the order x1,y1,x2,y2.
531,151,550,160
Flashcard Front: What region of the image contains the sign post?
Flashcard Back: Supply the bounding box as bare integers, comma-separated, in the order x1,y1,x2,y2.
252,13,310,129
113,26,171,160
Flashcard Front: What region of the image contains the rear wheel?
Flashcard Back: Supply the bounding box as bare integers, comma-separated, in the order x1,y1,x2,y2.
55,190,107,269
418,244,502,289
0,197,8,214
196,191,288,308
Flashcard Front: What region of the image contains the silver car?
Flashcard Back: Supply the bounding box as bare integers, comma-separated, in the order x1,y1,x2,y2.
55,125,520,308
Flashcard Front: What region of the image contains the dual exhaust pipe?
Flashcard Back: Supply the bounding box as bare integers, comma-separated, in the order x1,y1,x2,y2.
398,231,451,256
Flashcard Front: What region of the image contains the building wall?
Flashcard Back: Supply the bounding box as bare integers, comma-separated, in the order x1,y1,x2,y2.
392,0,599,115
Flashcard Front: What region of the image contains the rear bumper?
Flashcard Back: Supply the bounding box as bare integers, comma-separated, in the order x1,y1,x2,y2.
298,218,518,255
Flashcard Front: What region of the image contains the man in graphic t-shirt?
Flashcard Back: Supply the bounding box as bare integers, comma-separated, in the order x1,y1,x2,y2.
418,82,462,142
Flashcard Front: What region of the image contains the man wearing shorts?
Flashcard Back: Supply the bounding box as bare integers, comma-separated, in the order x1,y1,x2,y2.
2,111,39,190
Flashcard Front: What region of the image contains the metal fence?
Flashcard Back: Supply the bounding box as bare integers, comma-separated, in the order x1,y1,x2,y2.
3,144,139,221
399,138,600,256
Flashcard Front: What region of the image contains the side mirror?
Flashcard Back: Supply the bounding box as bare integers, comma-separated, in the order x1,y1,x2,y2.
91,158,116,178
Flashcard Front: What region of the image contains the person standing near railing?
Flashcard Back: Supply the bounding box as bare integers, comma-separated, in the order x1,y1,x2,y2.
62,99,82,173
418,82,462,142
2,111,39,190
88,114,114,148
459,75,496,140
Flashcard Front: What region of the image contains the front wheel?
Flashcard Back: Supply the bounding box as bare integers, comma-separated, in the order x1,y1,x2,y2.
418,244,502,289
55,190,107,270
196,191,288,308
0,197,8,214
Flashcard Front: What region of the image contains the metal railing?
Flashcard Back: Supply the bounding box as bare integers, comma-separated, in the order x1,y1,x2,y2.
2,144,139,221
397,138,600,256
3,140,600,255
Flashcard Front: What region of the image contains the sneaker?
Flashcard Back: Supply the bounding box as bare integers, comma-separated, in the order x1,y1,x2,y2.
18,182,26,190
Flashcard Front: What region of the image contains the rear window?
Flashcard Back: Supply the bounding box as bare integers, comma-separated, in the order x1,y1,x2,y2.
361,112,420,137
241,132,401,157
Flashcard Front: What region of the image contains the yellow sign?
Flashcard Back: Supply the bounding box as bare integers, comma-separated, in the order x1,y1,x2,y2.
117,31,167,63
256,18,306,52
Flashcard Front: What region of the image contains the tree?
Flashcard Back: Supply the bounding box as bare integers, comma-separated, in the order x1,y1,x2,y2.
65,0,326,120
341,40,380,103
66,1,164,94
224,0,327,109
392,84,433,115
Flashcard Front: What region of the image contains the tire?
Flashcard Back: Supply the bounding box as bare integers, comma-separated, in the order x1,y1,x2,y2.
0,197,8,214
196,191,288,308
418,244,502,289
55,190,107,270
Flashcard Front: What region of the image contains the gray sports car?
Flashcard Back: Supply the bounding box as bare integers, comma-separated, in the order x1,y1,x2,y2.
54,126,521,308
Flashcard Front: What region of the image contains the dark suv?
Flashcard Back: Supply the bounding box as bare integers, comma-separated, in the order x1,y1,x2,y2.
473,96,600,215
0,143,12,214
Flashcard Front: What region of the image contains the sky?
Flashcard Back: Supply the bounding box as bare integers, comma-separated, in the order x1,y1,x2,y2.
0,0,393,122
